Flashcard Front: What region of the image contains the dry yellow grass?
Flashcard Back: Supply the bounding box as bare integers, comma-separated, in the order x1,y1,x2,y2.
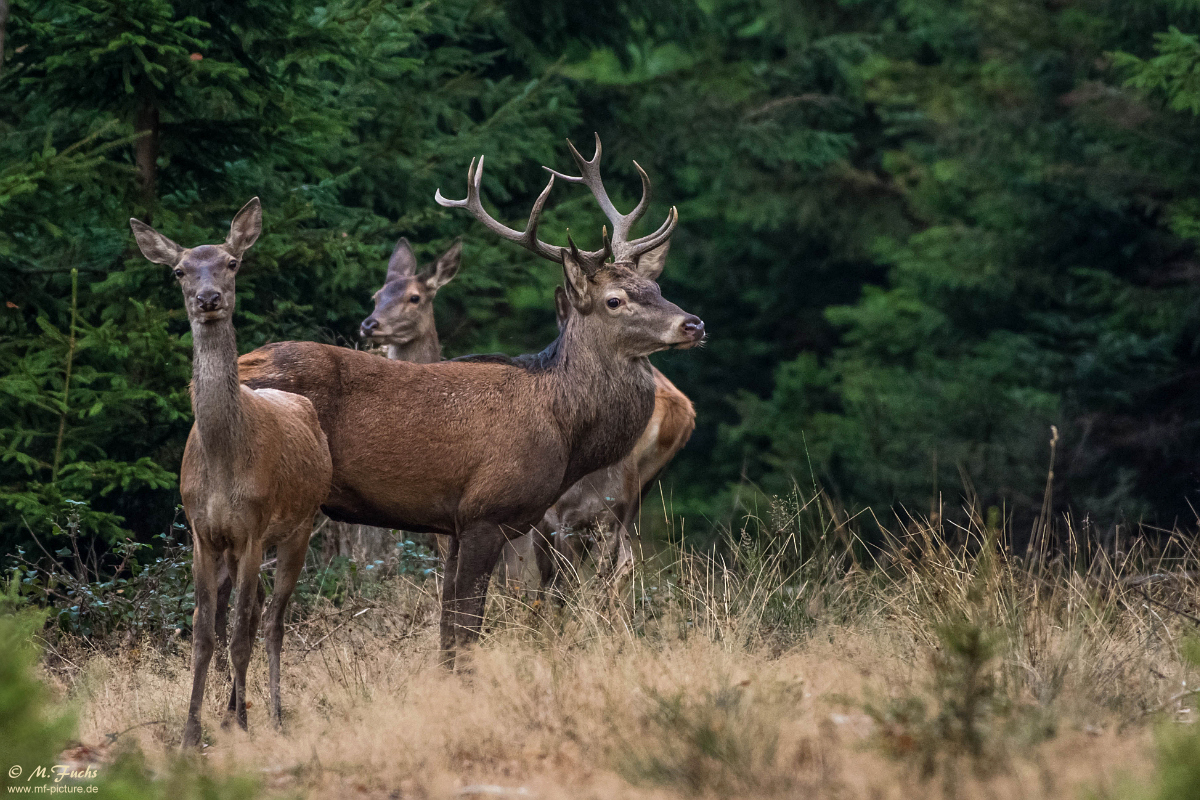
39,512,1200,800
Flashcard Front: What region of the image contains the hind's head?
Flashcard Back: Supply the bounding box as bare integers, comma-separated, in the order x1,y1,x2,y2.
130,198,261,325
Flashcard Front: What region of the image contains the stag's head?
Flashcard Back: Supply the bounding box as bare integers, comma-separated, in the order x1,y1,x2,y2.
360,238,461,344
130,198,261,325
436,135,704,360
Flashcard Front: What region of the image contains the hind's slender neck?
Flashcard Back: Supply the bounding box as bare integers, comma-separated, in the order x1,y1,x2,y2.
386,325,441,364
190,317,245,462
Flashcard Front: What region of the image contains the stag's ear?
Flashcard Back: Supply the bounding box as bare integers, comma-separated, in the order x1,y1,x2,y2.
553,286,572,330
130,219,185,267
561,239,593,313
226,197,262,257
423,239,462,291
633,238,671,281
386,237,418,281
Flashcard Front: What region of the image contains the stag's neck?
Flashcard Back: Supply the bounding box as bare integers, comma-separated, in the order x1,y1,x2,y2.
386,330,441,364
189,319,246,462
546,320,657,488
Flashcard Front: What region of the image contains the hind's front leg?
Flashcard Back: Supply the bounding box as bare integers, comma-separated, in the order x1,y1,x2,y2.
182,538,219,749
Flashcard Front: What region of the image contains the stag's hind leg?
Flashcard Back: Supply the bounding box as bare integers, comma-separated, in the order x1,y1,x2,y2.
182,538,219,749
263,529,308,727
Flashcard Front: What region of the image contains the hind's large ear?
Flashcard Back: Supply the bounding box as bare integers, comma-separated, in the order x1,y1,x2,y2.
130,219,184,267
386,237,418,281
226,197,262,257
423,239,462,291
633,238,670,281
553,286,571,330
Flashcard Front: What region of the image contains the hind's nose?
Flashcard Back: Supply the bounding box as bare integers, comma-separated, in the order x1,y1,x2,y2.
681,315,705,341
196,289,222,312
360,317,379,338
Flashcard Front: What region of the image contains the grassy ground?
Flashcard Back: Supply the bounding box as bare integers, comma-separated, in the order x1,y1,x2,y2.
26,500,1200,799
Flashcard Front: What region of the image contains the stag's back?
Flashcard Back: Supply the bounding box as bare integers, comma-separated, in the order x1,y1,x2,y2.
238,340,605,532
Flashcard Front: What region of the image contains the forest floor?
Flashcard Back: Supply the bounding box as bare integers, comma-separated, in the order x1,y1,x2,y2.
35,517,1200,800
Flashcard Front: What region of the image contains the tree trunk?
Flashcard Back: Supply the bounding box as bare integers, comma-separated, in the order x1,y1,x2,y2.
134,94,159,203
0,0,10,78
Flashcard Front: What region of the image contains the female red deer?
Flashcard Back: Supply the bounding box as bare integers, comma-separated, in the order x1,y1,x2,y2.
239,136,704,667
131,199,332,747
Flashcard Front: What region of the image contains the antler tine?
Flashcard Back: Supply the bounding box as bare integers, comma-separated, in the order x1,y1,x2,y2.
623,206,679,260
543,134,668,263
544,134,624,237
626,160,652,231
436,155,563,263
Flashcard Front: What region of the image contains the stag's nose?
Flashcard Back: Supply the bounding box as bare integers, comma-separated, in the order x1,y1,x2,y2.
681,315,705,342
196,289,222,312
360,317,379,337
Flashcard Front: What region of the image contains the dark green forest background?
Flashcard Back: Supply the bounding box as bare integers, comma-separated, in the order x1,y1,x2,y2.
5,0,1200,554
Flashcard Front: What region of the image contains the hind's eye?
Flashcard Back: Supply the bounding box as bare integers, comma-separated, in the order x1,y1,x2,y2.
606,297,622,309
174,269,184,278
409,295,420,304
228,260,238,271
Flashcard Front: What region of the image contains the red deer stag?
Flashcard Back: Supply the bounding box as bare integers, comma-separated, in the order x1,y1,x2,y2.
238,136,704,667
514,279,695,595
131,199,332,748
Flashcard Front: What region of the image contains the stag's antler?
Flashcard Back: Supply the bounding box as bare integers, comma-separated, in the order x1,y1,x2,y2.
435,136,678,269
435,156,563,263
544,133,677,264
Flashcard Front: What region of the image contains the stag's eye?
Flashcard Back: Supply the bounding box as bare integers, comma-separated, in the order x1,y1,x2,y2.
606,297,622,309
174,269,184,278
409,295,420,304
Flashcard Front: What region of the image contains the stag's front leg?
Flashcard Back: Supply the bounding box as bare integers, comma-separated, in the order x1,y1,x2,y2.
447,522,507,669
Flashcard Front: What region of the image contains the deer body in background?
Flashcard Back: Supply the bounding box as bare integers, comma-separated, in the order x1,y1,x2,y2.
131,199,332,748
239,136,704,667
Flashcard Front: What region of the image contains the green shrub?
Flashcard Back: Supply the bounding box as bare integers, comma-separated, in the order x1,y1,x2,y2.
0,585,75,795
0,578,261,800
8,519,195,641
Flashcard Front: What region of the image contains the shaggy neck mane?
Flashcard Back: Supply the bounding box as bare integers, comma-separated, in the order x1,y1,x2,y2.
451,309,657,490
540,312,656,490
